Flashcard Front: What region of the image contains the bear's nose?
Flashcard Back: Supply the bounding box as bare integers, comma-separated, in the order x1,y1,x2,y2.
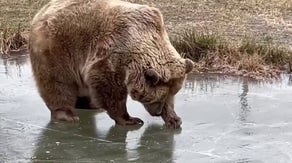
130,89,142,100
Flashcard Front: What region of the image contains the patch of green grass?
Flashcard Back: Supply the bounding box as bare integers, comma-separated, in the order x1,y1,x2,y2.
239,39,291,65
170,29,218,62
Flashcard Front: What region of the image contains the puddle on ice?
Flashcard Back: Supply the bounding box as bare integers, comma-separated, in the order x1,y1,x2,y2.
0,53,292,163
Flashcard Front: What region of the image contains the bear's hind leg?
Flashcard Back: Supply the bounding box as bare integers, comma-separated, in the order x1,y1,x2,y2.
37,80,79,122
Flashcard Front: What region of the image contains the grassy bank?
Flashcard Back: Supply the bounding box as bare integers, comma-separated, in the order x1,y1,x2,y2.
0,0,291,80
171,29,292,80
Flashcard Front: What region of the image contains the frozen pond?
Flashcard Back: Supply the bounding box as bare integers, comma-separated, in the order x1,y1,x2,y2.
0,52,292,163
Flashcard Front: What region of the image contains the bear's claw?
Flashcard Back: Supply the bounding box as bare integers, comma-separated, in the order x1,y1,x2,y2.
162,110,182,129
52,109,79,123
126,117,144,125
116,117,144,126
164,116,182,129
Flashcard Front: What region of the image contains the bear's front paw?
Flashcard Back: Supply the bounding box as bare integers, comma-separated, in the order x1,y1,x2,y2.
162,111,182,129
52,108,79,123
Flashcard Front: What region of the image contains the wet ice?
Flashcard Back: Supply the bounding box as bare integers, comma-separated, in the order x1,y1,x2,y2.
0,53,292,162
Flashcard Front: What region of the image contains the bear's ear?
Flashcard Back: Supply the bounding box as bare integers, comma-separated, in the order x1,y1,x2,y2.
144,68,160,86
185,59,194,73
149,7,165,35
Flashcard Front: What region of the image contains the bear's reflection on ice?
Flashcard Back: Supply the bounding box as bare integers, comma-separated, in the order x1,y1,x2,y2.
31,109,180,162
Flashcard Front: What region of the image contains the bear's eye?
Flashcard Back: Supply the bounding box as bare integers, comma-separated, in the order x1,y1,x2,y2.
144,69,160,86
154,80,169,87
142,98,152,103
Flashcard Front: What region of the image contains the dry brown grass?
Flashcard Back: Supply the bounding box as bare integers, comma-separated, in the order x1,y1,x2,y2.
0,0,49,30
0,0,291,79
171,28,291,80
0,0,48,54
128,0,292,49
0,25,28,54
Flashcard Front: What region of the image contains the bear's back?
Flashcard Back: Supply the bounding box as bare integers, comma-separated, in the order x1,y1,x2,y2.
30,0,148,50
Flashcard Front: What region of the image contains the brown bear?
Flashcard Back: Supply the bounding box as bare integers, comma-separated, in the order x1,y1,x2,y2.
28,0,194,128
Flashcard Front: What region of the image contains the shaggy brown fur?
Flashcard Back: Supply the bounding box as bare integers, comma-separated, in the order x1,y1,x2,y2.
28,0,194,128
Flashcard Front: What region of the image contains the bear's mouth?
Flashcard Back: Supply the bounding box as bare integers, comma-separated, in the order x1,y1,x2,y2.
143,103,163,116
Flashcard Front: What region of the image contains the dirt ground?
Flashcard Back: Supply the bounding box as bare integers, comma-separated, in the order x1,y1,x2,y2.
0,0,48,30
127,0,292,49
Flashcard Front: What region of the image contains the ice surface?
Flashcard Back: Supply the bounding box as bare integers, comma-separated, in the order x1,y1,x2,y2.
0,53,292,163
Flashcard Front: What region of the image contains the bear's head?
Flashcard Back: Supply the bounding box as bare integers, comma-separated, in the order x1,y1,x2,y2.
101,4,194,117
127,58,193,116
119,5,194,116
